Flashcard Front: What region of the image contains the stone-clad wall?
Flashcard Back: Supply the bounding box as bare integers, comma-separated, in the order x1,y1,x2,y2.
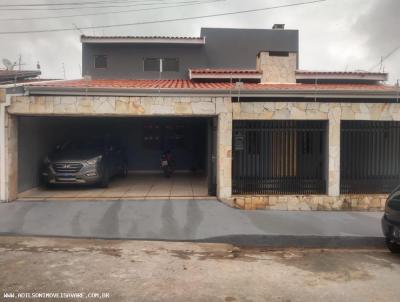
233,102,400,121
234,101,400,192
7,95,234,201
232,101,400,211
7,96,400,210
256,52,297,83
0,88,5,103
9,95,231,116
232,195,388,211
217,113,233,201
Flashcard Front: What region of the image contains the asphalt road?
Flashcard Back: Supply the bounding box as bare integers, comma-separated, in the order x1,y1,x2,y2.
0,200,384,247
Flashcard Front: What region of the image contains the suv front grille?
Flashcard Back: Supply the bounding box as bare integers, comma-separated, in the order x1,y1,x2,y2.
53,162,83,173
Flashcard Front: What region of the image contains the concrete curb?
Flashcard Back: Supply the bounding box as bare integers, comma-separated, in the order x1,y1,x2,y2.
196,235,385,249
0,233,385,249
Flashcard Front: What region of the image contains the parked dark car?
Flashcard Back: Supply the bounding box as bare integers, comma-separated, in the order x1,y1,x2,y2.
382,186,400,253
41,139,128,187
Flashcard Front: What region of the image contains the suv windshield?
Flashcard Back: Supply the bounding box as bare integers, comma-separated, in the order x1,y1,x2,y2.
59,140,105,153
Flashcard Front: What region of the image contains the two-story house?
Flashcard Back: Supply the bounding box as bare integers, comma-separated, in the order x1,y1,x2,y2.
1,26,399,211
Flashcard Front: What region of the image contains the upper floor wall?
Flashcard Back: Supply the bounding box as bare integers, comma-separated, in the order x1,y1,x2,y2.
82,27,299,80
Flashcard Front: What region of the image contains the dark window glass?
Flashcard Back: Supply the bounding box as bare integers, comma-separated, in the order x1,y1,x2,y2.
269,51,289,57
144,58,160,72
162,58,179,72
94,55,107,69
388,193,400,211
143,124,161,149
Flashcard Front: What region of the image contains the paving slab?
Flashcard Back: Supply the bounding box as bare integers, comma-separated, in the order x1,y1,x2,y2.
0,200,384,247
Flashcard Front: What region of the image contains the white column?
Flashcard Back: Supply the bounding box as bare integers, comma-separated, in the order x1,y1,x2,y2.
216,112,232,200
328,106,341,197
0,93,6,202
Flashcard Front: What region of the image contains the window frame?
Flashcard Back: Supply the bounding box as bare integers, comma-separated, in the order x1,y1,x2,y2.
162,58,180,72
93,55,108,69
143,58,161,72
143,57,180,72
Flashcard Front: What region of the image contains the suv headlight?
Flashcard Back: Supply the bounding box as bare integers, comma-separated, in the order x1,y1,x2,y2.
86,155,102,166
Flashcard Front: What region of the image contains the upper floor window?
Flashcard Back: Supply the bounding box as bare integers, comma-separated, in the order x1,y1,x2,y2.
94,55,107,69
143,58,161,72
162,58,179,72
143,58,179,72
269,51,289,57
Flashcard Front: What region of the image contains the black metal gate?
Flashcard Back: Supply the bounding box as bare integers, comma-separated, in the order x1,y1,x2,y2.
232,120,326,195
341,121,400,194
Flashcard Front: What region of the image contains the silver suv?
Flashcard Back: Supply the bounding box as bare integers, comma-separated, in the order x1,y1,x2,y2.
42,139,128,187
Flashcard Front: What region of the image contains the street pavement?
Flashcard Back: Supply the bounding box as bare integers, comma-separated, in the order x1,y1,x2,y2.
1,237,399,302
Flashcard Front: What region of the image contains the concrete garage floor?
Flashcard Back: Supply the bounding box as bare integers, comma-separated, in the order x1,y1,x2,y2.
18,172,210,201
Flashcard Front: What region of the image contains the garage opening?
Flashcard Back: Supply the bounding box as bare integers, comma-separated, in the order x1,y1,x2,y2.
17,116,216,200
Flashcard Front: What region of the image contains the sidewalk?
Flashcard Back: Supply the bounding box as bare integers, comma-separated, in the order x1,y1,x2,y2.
0,200,384,248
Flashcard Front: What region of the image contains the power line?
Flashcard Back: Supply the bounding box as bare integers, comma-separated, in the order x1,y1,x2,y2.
0,0,223,21
369,45,400,71
0,0,201,11
0,0,163,6
0,0,328,35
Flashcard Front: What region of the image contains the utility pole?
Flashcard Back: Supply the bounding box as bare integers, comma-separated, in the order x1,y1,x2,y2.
18,54,22,71
62,63,66,80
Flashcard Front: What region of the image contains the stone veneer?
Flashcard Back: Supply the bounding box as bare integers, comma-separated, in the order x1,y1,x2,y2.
232,195,388,211
8,95,231,116
0,88,5,103
256,52,297,83
233,101,400,201
232,102,400,121
7,95,233,201
6,96,400,210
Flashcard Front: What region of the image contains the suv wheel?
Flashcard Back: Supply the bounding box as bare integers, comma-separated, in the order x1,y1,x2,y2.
45,183,55,189
99,169,110,188
385,237,400,253
121,164,128,178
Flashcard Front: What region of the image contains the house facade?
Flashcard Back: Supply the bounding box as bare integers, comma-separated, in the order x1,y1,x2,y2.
1,26,400,211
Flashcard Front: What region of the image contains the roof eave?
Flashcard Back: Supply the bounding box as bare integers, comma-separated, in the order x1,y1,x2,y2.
80,36,206,45
296,73,389,82
189,74,262,80
25,86,399,99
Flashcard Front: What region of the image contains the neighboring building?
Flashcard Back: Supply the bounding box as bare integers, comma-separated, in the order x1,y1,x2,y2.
0,69,41,85
1,26,400,211
81,27,299,80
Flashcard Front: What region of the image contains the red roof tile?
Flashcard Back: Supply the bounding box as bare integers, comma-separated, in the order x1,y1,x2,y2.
27,79,397,92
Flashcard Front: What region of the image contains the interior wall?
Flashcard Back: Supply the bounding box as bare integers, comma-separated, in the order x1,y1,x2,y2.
18,116,209,193
18,117,71,192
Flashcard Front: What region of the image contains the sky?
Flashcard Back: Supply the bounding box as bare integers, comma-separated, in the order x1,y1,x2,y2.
0,0,398,83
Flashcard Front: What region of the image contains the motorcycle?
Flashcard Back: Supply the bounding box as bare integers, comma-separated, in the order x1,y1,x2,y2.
160,151,175,178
